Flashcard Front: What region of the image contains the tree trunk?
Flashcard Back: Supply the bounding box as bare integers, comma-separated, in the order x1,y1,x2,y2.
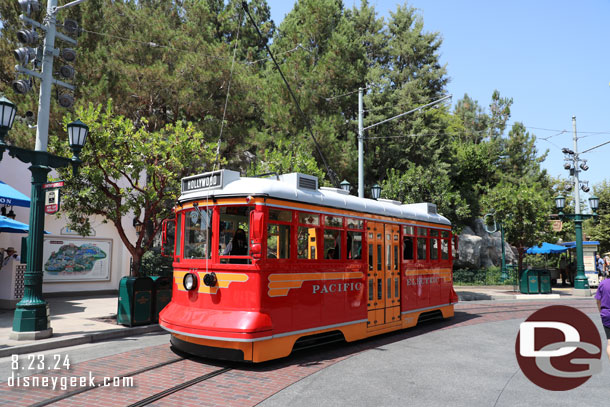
517,246,525,273
131,248,144,277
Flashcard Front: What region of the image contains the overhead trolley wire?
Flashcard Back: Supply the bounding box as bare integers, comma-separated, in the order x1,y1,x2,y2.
241,1,339,187
79,27,303,66
214,7,244,170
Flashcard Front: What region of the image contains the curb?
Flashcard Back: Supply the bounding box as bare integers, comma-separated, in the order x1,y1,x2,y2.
456,292,594,302
0,324,163,358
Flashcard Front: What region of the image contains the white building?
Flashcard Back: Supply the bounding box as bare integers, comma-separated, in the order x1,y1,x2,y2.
0,155,135,307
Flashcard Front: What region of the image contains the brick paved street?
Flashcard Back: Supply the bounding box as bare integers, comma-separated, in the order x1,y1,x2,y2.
0,298,601,406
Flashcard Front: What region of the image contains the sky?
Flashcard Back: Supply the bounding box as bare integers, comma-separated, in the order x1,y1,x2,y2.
266,0,610,200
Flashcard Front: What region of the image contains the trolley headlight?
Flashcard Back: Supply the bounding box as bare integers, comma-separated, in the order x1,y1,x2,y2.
183,273,198,291
203,272,217,287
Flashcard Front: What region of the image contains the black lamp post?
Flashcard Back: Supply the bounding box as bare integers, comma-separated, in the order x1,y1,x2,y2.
340,179,351,193
555,194,599,295
371,183,381,200
0,97,88,339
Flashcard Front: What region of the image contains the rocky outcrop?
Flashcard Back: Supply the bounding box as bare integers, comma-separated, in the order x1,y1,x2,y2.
455,218,516,269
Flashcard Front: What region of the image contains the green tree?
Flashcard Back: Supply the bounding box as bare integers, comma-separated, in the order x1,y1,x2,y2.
482,181,554,271
50,101,218,276
586,180,610,253
381,166,470,227
245,140,326,183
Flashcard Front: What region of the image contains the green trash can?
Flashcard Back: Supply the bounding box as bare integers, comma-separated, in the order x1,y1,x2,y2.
117,276,153,327
520,269,540,294
539,270,551,294
151,276,172,323
527,269,540,294
519,269,529,294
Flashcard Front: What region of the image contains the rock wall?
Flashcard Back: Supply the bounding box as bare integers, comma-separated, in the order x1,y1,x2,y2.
455,218,516,269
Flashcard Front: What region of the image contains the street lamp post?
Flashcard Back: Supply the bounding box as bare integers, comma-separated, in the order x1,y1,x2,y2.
0,96,88,339
554,194,599,297
483,212,509,282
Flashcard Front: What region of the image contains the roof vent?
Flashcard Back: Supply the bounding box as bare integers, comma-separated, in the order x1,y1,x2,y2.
403,202,437,214
377,198,402,205
320,186,349,195
279,173,319,191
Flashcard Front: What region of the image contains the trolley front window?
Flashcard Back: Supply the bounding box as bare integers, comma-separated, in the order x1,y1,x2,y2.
219,206,253,264
184,208,213,259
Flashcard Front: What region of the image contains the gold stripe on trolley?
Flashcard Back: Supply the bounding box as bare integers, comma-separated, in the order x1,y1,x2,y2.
174,271,249,294
267,272,364,297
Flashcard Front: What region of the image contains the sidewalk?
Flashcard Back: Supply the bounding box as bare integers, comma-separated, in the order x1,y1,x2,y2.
454,284,597,301
0,295,162,358
0,286,596,357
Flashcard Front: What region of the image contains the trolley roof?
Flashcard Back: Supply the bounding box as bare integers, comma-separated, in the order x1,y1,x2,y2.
179,169,451,226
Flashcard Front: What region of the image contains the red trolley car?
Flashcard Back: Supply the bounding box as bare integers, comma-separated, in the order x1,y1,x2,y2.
159,169,458,362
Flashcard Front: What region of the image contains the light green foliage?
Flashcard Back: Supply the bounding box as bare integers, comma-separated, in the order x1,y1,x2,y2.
586,180,610,253
482,181,554,271
50,101,218,275
381,166,469,226
245,140,327,184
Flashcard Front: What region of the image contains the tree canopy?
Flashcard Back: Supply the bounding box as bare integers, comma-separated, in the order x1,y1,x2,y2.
1,0,585,271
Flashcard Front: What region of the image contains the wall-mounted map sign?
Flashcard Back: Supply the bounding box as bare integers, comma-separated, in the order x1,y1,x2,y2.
43,238,112,282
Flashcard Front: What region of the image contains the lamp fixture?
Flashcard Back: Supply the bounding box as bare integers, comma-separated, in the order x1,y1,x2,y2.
371,183,381,200
554,195,566,212
589,195,600,212
340,179,351,192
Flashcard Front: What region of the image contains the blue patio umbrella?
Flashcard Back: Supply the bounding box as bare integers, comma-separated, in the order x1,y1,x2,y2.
526,242,568,254
0,216,49,234
0,180,30,208
0,215,29,233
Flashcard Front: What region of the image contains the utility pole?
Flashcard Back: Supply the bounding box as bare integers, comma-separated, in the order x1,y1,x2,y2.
8,0,87,340
358,88,364,198
357,93,451,198
572,116,581,216
556,116,593,297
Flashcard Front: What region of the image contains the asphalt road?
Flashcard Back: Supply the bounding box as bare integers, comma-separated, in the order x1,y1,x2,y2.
1,300,608,406
260,309,609,407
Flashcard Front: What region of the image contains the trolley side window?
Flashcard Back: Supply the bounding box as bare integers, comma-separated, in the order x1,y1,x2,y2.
403,225,415,260
267,209,292,259
298,212,321,259
219,206,253,264
417,227,428,261
347,231,363,259
175,213,182,257
430,229,439,261
346,218,363,260
184,208,213,259
441,230,450,260
324,215,343,260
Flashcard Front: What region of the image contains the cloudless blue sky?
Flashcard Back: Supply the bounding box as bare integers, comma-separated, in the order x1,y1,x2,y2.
266,0,610,198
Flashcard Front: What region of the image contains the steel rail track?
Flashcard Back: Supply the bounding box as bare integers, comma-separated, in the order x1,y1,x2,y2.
30,356,185,407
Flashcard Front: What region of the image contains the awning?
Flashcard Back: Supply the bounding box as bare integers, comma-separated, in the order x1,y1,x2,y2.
0,180,30,208
0,215,29,233
526,242,568,254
